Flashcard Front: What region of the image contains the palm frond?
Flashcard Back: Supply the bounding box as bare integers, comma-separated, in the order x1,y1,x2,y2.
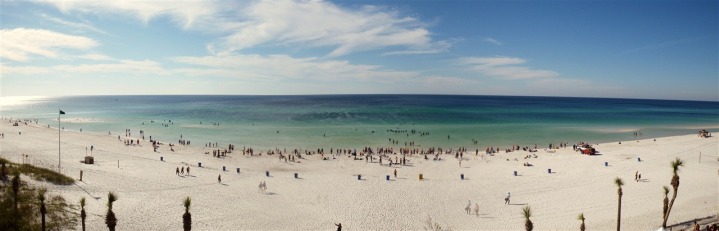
614,177,624,187
107,192,118,209
670,158,684,173
522,206,532,219
183,197,191,211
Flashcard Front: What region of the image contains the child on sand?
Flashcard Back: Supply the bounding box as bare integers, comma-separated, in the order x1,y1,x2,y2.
465,200,471,214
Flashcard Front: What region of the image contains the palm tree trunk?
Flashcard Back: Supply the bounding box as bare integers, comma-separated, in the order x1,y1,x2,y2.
662,197,668,219
183,212,192,231
662,187,678,228
106,210,117,231
41,203,46,231
81,209,86,231
525,219,533,231
617,190,622,231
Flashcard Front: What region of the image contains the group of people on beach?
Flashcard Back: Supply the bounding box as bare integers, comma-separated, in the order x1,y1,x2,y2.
176,166,190,176
465,200,480,217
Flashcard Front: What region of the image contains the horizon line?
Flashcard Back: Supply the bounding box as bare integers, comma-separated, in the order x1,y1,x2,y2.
2,93,717,103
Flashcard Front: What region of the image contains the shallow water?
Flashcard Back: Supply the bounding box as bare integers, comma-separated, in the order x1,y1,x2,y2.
1,95,717,149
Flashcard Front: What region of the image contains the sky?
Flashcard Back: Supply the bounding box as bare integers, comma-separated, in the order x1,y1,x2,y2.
1,0,717,101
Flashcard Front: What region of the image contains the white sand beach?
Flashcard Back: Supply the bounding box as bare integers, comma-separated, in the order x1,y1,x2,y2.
1,122,717,230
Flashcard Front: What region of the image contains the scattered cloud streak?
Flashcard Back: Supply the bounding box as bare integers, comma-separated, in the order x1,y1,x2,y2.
40,13,108,35
1,59,166,76
173,54,418,81
0,28,98,62
36,0,449,57
34,0,218,29
458,56,559,80
618,36,710,56
484,37,502,46
214,0,446,57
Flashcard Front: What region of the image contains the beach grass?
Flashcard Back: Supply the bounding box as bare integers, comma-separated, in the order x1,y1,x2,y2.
1,158,75,185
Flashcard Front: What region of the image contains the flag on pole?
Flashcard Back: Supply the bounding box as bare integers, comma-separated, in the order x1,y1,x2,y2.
60,110,66,114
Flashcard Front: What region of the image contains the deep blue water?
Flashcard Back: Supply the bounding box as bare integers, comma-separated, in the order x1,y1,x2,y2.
1,95,717,149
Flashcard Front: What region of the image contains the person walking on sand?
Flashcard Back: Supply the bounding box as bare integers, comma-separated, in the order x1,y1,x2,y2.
474,203,480,217
505,192,511,205
218,174,222,184
635,171,638,181
465,200,471,214
258,181,263,193
186,166,190,176
176,167,180,176
393,169,397,178
181,167,185,175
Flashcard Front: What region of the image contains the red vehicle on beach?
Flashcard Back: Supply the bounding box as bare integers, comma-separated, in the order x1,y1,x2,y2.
578,144,596,155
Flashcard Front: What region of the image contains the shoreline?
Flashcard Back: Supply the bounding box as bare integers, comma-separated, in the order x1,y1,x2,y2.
5,116,718,154
1,120,717,229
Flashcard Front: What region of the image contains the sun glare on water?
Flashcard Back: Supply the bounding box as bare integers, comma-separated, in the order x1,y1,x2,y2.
0,96,48,107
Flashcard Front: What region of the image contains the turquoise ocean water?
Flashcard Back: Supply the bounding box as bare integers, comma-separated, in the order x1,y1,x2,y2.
1,95,717,150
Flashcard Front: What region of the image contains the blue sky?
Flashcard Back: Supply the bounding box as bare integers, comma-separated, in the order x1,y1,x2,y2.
1,0,717,101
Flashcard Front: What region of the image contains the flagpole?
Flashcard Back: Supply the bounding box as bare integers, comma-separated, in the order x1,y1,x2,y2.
58,109,61,173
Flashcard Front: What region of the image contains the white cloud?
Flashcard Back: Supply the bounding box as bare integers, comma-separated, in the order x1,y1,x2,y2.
484,37,502,46
174,54,418,81
423,76,475,86
76,53,112,61
382,40,454,56
55,60,165,74
36,0,448,57
0,28,98,62
35,0,218,29
40,13,108,35
1,59,166,76
216,0,445,57
458,56,559,80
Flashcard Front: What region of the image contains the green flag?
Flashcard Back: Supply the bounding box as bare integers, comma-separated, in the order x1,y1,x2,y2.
59,110,66,115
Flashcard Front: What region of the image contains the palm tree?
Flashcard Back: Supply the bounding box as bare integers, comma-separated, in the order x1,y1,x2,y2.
522,206,533,231
662,158,684,228
38,189,47,231
614,177,624,231
11,173,20,231
105,192,118,231
662,186,669,219
183,197,192,231
12,173,20,212
80,197,87,231
1,160,7,182
578,213,586,231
